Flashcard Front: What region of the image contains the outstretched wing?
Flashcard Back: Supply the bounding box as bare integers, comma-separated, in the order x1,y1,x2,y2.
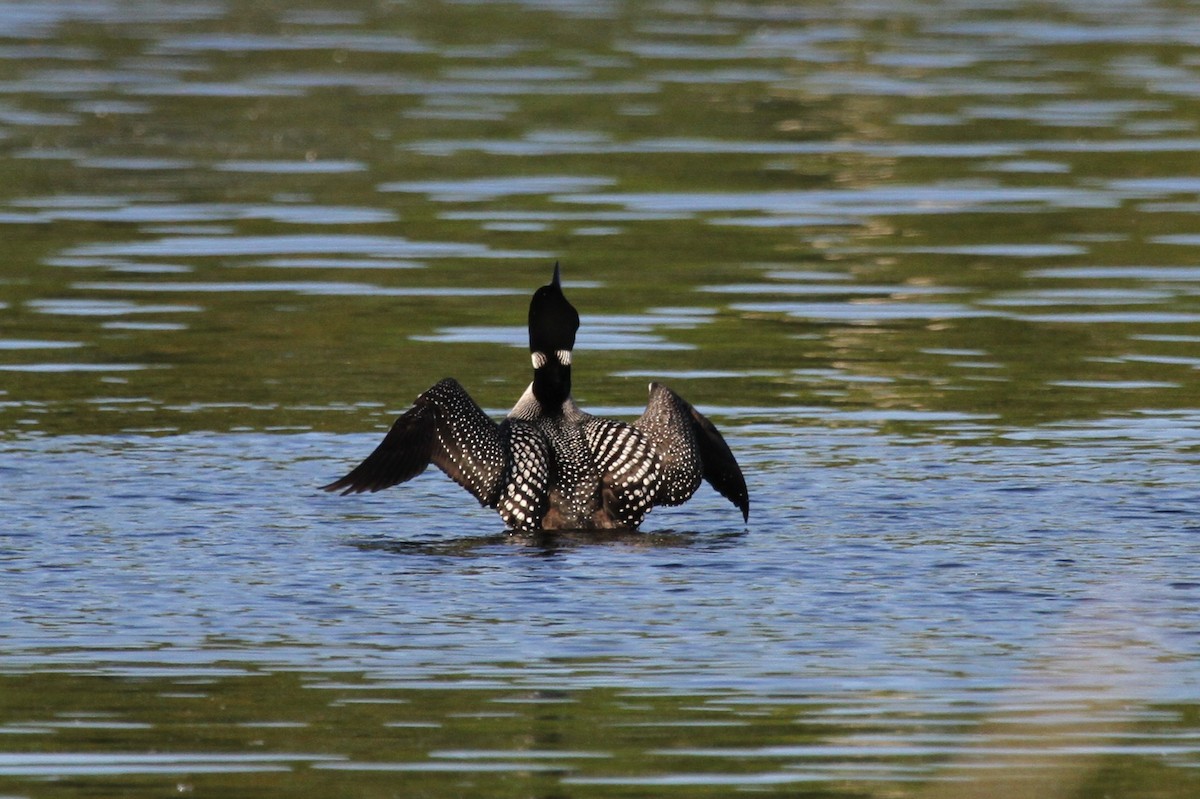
635,382,749,522
322,378,506,506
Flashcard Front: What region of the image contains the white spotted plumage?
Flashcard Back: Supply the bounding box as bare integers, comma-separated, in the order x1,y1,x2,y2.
496,421,552,531
325,378,742,530
325,266,748,529
582,417,660,527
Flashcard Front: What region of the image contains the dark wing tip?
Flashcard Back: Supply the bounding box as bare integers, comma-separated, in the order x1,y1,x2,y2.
321,402,437,496
320,477,354,494
320,474,381,495
687,405,750,524
712,459,749,523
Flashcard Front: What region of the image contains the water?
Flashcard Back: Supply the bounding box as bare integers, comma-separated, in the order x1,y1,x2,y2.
1,0,1199,796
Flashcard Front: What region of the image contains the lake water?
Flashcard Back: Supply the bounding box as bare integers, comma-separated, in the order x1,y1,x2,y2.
2,0,1199,796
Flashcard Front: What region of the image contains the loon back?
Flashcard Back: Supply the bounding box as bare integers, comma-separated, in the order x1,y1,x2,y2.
505,384,662,529
322,265,749,531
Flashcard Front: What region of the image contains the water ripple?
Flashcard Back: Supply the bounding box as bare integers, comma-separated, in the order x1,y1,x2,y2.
75,281,522,298
3,1,1200,795
66,234,547,260
0,752,343,777
380,175,615,201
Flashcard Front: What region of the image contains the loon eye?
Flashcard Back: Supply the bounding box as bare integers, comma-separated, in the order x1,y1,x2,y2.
531,351,548,369
556,349,572,366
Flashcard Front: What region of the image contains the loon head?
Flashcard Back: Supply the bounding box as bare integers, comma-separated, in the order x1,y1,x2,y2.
528,262,579,410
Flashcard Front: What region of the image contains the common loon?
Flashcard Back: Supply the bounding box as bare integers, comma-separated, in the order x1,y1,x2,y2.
323,264,749,531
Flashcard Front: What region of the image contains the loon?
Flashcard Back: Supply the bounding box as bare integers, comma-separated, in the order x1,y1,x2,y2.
323,264,749,531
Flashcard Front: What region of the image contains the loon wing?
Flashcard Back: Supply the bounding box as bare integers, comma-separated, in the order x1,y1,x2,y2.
636,382,749,522
583,417,660,529
322,378,506,505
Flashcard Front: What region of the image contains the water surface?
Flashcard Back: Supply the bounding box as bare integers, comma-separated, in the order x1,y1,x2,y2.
1,1,1198,797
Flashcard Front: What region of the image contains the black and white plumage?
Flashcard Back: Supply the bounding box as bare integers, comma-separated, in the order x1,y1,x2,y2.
323,264,749,530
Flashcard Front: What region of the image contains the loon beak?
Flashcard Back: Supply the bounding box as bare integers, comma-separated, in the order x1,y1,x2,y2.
552,261,561,287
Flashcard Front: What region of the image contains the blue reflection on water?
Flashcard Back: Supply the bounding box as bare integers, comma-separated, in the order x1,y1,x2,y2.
2,428,1195,691
1,420,1198,789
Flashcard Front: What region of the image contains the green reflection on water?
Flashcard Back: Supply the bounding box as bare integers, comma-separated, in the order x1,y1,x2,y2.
1,1,1198,436
1,665,1197,799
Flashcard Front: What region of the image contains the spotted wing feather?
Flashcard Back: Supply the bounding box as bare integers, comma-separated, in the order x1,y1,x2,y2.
496,421,553,531
584,418,660,529
322,378,506,505
635,382,749,522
